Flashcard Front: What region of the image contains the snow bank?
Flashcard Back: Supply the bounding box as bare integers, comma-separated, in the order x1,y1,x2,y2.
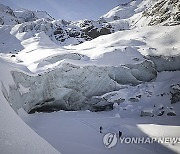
0,93,60,154
0,56,61,153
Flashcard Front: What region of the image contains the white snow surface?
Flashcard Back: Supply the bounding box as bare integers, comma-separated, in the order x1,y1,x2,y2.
0,1,180,154
18,108,180,154
0,88,60,154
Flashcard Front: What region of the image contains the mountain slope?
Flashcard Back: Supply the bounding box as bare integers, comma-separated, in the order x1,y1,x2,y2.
1,0,179,47
0,1,180,154
143,0,180,26
0,0,179,112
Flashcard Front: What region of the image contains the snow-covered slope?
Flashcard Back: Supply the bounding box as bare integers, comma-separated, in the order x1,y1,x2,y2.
0,97,60,154
0,1,180,153
143,0,180,26
18,108,180,154
14,9,54,23
0,0,179,115
100,0,180,29
0,4,18,25
0,4,54,25
0,25,179,114
1,1,179,46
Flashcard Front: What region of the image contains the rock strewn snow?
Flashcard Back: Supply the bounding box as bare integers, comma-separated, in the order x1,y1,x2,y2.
143,0,180,26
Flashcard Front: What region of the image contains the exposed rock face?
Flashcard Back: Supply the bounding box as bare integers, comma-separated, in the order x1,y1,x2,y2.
170,84,180,104
140,109,154,117
143,0,180,26
167,111,176,116
14,18,113,46
128,97,139,102
0,4,19,25
157,110,165,116
0,4,114,46
83,27,111,39
0,4,15,17
81,20,112,39
1,0,180,46
0,17,4,25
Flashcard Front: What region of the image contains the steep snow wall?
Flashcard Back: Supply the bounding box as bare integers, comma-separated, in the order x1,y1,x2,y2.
3,59,158,113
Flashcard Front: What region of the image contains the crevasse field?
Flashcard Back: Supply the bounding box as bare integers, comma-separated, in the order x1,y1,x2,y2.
0,0,180,154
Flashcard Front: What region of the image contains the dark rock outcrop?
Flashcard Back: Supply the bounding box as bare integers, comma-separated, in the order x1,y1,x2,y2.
170,84,180,104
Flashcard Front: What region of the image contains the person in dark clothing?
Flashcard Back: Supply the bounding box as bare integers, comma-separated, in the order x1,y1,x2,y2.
100,126,103,133
118,131,122,138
